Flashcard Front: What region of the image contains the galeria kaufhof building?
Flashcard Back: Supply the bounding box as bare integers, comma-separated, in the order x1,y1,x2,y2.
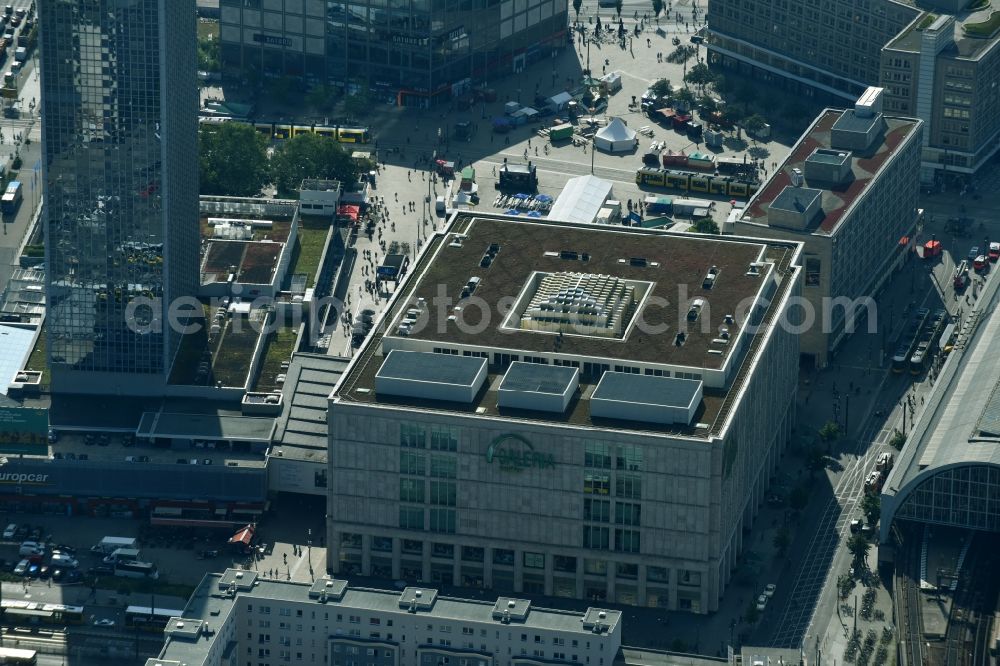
327,214,803,613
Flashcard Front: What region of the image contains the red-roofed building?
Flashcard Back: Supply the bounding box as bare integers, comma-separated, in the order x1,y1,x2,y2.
735,88,923,369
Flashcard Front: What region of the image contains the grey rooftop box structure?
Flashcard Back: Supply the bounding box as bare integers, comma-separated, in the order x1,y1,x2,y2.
590,372,703,425
767,186,823,231
497,362,579,413
375,350,487,403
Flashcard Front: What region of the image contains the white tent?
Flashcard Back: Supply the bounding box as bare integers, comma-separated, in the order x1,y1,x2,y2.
593,118,637,153
549,91,573,109
547,175,615,225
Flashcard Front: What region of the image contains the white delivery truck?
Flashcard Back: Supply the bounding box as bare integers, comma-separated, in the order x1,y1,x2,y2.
91,536,138,555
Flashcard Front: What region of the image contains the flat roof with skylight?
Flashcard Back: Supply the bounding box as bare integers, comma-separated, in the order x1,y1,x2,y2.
334,214,802,437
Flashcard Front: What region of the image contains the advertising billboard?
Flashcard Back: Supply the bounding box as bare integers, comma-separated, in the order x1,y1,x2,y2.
0,406,49,452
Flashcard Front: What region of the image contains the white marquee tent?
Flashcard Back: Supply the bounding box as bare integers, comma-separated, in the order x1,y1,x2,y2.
546,175,615,225
593,118,638,153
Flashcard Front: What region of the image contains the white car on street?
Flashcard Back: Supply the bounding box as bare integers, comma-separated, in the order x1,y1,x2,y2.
764,583,777,597
756,594,768,611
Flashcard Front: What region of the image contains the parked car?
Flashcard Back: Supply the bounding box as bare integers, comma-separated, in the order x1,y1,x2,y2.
56,569,82,584
50,552,78,568
19,541,43,557
12,559,28,575
3,523,17,539
764,583,777,598
756,594,768,611
93,618,115,628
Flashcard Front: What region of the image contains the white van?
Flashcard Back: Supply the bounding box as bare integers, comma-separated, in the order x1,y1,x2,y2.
102,547,140,565
3,523,16,539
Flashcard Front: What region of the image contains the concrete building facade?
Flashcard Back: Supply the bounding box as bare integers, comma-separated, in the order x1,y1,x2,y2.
735,88,923,369
40,0,200,396
152,569,622,666
327,214,803,613
880,10,1000,183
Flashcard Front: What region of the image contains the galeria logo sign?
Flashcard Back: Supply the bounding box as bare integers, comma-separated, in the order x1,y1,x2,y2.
486,434,555,472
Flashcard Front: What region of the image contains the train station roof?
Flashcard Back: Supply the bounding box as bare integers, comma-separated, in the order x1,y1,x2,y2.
882,275,1000,538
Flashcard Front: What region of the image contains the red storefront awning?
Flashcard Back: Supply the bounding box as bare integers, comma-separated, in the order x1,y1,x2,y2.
337,205,360,221
228,524,255,546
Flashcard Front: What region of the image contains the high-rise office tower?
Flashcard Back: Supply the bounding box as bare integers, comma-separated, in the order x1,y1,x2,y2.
218,0,569,107
707,0,920,100
40,0,199,395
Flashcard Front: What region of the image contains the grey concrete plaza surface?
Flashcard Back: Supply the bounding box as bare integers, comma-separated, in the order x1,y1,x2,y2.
0,50,42,295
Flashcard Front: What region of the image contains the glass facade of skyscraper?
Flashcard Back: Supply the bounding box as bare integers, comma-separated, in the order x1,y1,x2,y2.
219,0,568,106
40,0,198,394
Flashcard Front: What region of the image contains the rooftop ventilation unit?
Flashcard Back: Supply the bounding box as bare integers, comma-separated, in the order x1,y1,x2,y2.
791,168,803,187
629,257,648,267
560,250,579,260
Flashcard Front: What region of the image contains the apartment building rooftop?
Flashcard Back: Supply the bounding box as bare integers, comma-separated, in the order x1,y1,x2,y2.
333,214,801,437
155,569,622,666
742,103,920,237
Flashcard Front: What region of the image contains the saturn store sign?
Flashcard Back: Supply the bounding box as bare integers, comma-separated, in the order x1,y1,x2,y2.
0,406,48,452
486,434,555,472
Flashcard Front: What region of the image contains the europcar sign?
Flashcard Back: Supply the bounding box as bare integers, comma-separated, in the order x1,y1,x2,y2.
0,472,49,484
486,434,555,472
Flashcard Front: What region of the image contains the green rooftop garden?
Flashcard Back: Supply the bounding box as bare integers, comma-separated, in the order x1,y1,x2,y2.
24,327,48,391
964,10,1000,37
916,14,936,30
255,325,298,393
213,315,262,387
289,218,331,288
